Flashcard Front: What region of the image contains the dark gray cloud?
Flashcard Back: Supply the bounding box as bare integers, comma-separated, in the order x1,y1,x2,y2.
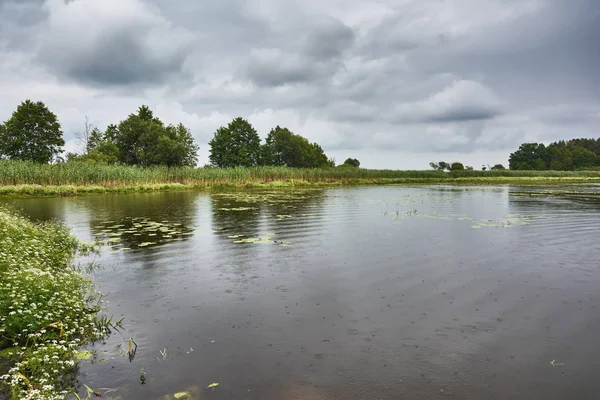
0,0,599,168
304,17,355,60
36,0,193,86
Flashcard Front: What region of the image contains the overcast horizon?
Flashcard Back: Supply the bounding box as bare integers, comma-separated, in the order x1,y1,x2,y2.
1,0,598,169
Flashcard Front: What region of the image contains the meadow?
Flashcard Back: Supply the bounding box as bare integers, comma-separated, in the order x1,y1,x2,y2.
2,160,600,197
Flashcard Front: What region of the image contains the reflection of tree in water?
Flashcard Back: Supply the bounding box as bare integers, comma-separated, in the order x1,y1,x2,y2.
2,197,68,224
87,191,200,251
211,190,263,238
210,188,328,243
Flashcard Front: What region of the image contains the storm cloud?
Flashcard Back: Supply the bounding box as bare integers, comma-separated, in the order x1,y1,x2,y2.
0,0,598,168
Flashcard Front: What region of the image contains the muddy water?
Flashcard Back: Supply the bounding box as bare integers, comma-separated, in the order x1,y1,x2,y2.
4,185,600,400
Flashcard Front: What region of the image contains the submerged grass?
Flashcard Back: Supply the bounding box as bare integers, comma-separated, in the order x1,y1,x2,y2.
1,160,600,197
0,207,105,400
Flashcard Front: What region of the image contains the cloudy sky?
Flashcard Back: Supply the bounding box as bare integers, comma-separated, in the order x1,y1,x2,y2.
1,0,598,169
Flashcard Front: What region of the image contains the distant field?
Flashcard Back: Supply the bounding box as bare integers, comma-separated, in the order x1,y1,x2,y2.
1,160,600,197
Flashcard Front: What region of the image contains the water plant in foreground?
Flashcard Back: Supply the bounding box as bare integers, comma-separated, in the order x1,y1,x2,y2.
0,207,107,400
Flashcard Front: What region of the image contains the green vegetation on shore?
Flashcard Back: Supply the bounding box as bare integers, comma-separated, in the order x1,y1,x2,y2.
2,160,600,198
0,208,104,399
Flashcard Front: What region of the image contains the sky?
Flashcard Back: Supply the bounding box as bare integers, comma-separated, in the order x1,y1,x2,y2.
0,0,598,169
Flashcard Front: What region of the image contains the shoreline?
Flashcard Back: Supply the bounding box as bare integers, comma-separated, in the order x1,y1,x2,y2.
1,176,600,198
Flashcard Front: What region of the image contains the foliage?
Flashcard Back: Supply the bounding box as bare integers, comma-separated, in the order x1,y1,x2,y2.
429,161,450,171
0,208,104,399
0,100,64,163
68,107,198,167
261,126,331,168
491,164,506,170
510,140,600,170
343,158,360,168
2,160,600,196
450,162,464,171
209,117,262,167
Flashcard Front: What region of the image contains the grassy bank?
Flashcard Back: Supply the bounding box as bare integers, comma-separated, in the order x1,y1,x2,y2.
0,208,104,400
1,160,600,197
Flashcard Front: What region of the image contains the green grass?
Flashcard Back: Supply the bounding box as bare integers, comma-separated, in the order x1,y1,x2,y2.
1,160,600,197
0,207,104,400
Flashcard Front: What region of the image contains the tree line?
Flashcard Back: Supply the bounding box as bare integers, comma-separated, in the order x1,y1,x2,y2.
0,100,360,169
429,161,505,171
508,139,600,170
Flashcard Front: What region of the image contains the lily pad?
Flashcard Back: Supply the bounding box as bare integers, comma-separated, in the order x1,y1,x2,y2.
74,350,93,360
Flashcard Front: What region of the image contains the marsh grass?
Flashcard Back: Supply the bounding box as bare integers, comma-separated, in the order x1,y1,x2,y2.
0,207,106,399
1,160,600,197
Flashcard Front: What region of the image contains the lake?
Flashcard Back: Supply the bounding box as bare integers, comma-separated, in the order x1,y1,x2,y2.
3,185,600,400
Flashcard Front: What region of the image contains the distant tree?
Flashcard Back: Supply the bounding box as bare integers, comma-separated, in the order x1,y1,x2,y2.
260,126,331,168
74,116,97,154
440,161,451,171
465,165,474,170
481,165,487,171
509,143,550,170
209,117,261,167
571,146,598,169
491,164,506,170
87,126,104,153
343,158,360,167
429,161,450,171
111,105,198,167
156,123,199,167
0,100,64,163
114,105,164,165
450,162,464,171
65,152,80,162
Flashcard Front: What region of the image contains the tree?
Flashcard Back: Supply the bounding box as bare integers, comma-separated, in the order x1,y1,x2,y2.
465,165,474,170
509,143,550,170
209,118,262,167
74,116,97,154
260,126,331,168
429,161,450,171
491,164,506,170
0,100,64,163
112,105,198,167
343,158,360,167
155,123,199,167
450,162,464,171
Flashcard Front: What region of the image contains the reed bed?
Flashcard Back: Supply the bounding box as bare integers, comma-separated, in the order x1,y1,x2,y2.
1,160,600,196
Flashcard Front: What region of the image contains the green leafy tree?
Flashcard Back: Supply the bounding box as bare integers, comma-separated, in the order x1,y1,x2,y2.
429,161,450,171
450,162,464,171
261,126,330,168
343,158,360,167
571,146,598,169
490,164,506,170
112,105,198,166
114,105,164,165
0,100,64,163
209,118,262,167
156,123,199,167
87,126,104,153
509,143,550,170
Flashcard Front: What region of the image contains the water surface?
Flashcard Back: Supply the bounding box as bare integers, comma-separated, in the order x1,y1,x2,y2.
4,185,600,400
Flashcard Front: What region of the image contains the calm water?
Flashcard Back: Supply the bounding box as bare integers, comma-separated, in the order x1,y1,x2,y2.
4,185,600,400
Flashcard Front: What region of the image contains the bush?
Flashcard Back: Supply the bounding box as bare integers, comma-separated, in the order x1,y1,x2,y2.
450,162,464,171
